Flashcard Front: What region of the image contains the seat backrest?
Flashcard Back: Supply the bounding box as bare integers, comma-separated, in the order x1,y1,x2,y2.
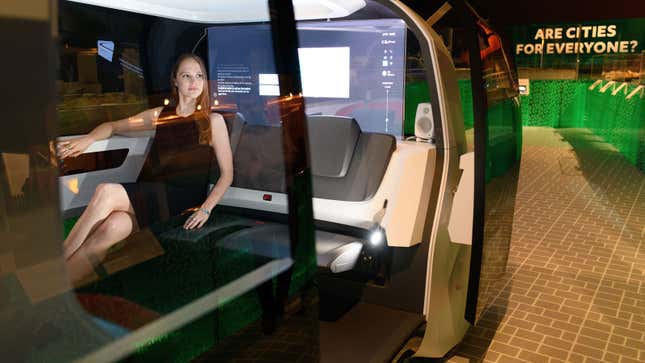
307,116,360,178
231,123,285,193
307,116,395,201
227,112,246,155
210,112,247,183
216,114,396,202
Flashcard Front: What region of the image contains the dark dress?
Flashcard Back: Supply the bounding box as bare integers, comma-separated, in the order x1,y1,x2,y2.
123,107,215,228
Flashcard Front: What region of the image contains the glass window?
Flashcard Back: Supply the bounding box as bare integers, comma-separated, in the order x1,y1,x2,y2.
3,1,319,362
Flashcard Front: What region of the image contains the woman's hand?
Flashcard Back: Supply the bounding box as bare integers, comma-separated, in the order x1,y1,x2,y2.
183,207,211,229
58,136,95,159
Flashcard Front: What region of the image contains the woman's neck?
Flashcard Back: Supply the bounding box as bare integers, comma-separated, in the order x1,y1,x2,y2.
176,96,197,117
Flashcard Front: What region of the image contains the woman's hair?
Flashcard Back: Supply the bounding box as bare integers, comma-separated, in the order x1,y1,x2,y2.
170,53,212,144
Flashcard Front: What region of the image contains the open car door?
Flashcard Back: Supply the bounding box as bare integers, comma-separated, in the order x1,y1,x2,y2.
458,2,522,326
426,0,522,325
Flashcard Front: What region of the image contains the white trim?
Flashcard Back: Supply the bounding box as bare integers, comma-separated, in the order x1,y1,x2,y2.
58,135,154,213
588,79,603,90
611,82,628,96
626,85,643,100
389,0,452,316
447,152,474,245
599,81,615,93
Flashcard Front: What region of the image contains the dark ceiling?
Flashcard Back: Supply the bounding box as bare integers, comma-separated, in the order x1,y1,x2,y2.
402,0,645,26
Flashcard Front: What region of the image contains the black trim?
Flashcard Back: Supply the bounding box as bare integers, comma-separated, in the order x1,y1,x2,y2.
266,0,316,334
449,0,488,324
59,148,129,176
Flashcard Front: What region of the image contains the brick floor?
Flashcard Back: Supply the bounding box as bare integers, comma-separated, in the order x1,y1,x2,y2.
445,127,644,363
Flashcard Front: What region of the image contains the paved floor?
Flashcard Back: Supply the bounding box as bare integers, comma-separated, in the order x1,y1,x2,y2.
192,126,643,363
445,127,644,363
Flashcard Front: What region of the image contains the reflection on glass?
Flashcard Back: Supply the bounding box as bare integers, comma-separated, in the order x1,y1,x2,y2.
475,19,522,322
45,2,320,360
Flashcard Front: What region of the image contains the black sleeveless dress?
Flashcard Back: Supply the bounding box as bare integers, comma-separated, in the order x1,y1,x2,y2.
123,107,215,228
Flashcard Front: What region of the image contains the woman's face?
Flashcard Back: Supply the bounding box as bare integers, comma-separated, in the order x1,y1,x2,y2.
175,57,205,99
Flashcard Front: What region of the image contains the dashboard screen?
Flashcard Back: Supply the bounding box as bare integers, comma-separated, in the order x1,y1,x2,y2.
207,19,406,136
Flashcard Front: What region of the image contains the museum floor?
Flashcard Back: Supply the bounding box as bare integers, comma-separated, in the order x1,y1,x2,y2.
444,127,644,363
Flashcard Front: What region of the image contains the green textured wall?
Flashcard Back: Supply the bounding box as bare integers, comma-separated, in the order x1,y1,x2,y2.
519,80,590,128
519,80,644,172
458,79,474,130
558,81,590,128
584,84,644,170
486,98,522,182
437,79,643,172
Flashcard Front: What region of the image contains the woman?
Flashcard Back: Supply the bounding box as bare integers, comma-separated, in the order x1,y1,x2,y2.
59,54,233,268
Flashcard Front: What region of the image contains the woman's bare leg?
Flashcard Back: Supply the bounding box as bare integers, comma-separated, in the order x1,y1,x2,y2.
66,211,137,284
63,183,135,259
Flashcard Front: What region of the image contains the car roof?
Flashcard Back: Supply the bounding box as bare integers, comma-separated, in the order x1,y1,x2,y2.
68,0,367,23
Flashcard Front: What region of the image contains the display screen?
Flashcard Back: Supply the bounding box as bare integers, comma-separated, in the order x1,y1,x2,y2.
207,19,406,136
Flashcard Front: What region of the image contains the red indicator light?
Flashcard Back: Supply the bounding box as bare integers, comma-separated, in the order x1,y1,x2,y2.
263,194,272,201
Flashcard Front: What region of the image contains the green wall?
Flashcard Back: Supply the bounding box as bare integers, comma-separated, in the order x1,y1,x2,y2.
520,80,591,128
407,78,642,171
520,80,644,172
583,83,644,170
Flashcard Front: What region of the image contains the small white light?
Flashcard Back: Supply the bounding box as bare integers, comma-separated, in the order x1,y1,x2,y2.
214,99,219,106
197,104,202,111
369,229,384,246
163,98,170,106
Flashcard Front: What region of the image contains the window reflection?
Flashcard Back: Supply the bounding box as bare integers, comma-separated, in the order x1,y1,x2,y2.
50,3,311,361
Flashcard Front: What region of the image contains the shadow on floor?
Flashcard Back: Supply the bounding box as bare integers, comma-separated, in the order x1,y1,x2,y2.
556,127,643,242
440,291,512,363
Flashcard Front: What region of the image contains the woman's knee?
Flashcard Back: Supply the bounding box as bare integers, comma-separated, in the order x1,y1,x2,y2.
99,211,134,236
92,183,129,210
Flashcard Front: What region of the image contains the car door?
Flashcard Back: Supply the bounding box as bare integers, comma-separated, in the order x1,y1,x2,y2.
444,1,523,325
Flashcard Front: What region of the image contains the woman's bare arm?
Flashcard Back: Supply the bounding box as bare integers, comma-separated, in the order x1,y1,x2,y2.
202,113,234,210
58,107,162,159
110,106,163,135
183,112,233,229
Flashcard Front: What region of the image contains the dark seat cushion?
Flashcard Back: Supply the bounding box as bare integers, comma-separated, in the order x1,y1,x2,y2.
232,124,285,193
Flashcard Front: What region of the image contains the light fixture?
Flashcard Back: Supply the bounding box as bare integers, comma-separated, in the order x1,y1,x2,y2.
369,226,385,247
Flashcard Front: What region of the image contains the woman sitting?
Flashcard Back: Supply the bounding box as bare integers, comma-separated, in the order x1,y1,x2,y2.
59,54,233,282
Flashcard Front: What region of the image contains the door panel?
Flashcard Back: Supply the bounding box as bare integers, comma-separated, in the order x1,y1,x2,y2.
461,9,522,324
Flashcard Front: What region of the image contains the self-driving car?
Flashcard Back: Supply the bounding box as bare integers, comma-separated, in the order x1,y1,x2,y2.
0,0,521,362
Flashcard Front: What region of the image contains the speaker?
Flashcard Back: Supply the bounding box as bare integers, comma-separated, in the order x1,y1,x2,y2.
414,102,434,140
